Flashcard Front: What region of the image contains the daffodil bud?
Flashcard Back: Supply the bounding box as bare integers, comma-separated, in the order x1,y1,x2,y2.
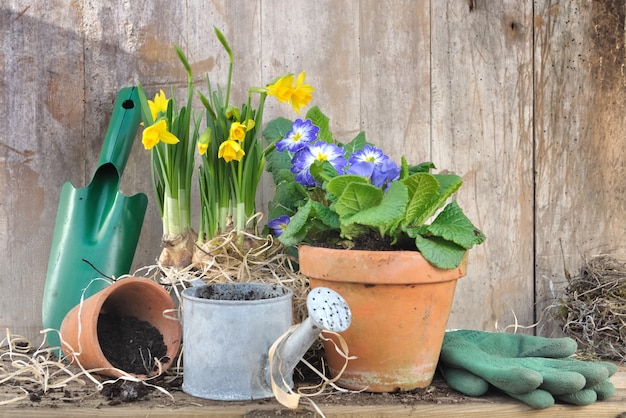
198,128,212,155
225,105,240,121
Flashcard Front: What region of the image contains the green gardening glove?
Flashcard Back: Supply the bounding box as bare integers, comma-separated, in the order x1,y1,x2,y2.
438,330,617,409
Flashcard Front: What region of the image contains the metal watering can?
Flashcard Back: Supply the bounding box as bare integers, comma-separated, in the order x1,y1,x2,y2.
181,283,351,400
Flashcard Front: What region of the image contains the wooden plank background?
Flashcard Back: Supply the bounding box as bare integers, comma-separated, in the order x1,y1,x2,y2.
1,0,624,342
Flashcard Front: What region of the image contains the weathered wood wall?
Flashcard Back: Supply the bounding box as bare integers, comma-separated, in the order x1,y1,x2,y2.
1,0,625,342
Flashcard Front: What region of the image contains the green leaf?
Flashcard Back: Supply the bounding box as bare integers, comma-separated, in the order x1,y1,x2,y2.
432,173,463,196
423,201,486,249
414,235,467,269
344,181,409,234
263,117,293,144
326,175,369,199
334,182,383,218
267,180,307,219
279,199,313,246
404,173,463,226
265,149,294,185
343,131,368,154
306,106,334,144
402,173,440,226
339,222,371,241
310,160,339,185
409,161,436,175
310,201,341,229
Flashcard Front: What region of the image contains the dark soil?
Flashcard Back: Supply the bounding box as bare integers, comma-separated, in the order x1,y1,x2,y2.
312,232,416,251
197,284,286,300
97,313,169,375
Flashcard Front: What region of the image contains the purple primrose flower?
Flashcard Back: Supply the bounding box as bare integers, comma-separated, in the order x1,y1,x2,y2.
347,145,401,188
291,142,347,187
268,215,291,236
371,158,401,188
275,119,319,153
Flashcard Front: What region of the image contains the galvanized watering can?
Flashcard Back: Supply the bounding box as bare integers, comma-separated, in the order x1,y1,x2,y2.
181,283,351,400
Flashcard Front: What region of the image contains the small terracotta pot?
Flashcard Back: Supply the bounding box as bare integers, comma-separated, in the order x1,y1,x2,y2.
60,277,181,378
299,245,467,392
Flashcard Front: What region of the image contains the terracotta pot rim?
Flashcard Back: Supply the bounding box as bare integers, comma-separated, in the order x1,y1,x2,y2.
298,245,468,285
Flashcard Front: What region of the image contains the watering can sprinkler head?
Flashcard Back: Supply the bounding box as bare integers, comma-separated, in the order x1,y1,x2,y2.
271,287,352,387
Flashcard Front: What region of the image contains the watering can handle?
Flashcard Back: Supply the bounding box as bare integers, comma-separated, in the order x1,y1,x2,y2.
96,86,142,174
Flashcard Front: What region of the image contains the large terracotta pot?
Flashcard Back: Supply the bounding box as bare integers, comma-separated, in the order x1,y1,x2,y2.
60,277,181,378
299,245,467,392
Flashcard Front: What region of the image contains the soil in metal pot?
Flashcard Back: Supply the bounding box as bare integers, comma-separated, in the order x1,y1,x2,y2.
197,285,284,300
97,313,169,375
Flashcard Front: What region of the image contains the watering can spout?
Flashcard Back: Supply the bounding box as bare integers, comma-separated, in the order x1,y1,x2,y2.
271,287,352,386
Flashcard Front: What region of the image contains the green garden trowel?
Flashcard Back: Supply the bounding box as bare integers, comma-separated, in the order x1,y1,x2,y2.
42,87,148,352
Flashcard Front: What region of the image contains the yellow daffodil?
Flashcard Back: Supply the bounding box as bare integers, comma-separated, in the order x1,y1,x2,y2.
290,72,314,114
142,119,180,150
197,129,212,155
228,119,255,142
266,74,295,103
218,139,245,162
148,90,169,121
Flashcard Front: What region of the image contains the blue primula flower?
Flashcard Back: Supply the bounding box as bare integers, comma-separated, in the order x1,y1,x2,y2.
268,215,291,236
275,119,320,152
346,161,375,178
347,145,400,188
292,142,347,186
348,144,387,166
371,158,401,188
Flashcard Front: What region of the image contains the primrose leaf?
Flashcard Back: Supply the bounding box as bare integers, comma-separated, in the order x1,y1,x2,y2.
405,173,463,226
267,180,307,220
343,131,368,154
310,200,341,229
344,181,409,234
432,173,463,197
334,182,383,218
265,147,294,185
414,235,467,269
409,162,436,175
263,117,293,144
326,175,369,198
310,160,339,185
306,106,334,144
278,199,313,246
402,173,440,226
423,201,486,249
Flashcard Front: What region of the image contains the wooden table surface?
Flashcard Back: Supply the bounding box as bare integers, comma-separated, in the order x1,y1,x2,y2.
1,365,624,417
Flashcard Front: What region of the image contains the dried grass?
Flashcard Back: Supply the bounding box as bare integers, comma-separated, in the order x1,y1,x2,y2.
553,255,626,362
144,228,310,323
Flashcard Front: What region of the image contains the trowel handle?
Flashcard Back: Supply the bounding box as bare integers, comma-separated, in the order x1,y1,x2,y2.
96,86,142,174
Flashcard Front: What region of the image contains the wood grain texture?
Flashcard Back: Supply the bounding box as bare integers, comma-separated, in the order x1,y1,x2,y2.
430,0,535,330
1,0,625,344
534,0,626,336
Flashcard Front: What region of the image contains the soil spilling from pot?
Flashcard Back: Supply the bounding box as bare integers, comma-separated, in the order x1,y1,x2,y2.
97,313,168,374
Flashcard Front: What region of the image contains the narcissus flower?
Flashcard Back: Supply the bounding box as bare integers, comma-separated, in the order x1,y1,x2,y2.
267,74,295,103
148,90,169,121
142,119,180,150
290,72,314,114
218,139,245,162
266,72,314,114
228,119,255,142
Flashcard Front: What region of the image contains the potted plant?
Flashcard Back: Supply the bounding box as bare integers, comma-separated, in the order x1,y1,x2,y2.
263,108,486,392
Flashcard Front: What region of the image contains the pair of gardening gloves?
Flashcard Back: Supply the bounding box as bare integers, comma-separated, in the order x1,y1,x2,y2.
438,330,618,409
